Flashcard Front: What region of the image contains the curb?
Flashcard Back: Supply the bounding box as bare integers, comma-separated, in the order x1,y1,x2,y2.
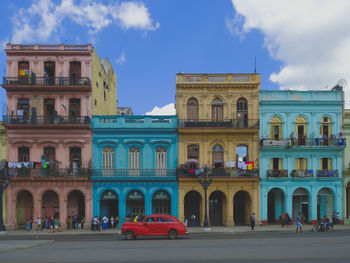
0,240,54,253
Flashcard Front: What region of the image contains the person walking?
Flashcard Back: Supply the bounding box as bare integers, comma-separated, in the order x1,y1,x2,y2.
37,217,42,231
102,215,109,229
115,216,119,229
296,212,303,233
191,214,196,227
110,216,115,229
332,211,337,225
184,218,188,227
250,212,256,230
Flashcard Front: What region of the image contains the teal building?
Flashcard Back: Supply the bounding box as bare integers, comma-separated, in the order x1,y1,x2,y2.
91,115,178,225
260,89,345,224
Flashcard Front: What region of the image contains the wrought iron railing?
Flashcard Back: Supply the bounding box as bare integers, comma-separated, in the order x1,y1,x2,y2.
179,119,259,128
92,169,177,177
2,77,91,86
261,137,346,147
267,170,288,177
2,115,91,125
316,170,339,177
5,168,91,177
291,170,313,178
177,168,259,177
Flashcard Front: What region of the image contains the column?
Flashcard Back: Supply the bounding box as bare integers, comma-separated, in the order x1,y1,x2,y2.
6,186,15,230
145,189,152,216
119,196,126,225
226,190,234,226
335,185,343,221
285,188,293,220
171,184,179,218
309,187,318,224
260,184,268,224
85,186,92,227
178,187,184,222
59,192,67,228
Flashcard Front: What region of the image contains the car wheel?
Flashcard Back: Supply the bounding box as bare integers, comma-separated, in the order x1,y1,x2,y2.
311,226,317,232
124,230,135,240
168,229,177,240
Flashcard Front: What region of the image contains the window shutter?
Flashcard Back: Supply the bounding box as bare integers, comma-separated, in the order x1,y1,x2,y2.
278,158,282,170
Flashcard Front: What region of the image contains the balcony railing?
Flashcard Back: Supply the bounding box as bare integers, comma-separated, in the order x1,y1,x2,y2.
5,168,91,177
177,168,259,177
261,137,346,147
92,169,177,177
267,170,288,178
179,119,259,128
291,170,313,178
316,170,339,177
2,77,91,86
2,115,91,125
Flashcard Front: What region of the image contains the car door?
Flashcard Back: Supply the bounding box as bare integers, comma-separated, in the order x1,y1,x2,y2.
144,216,158,235
155,217,168,235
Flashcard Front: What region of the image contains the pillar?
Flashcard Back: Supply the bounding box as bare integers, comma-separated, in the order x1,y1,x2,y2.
310,188,318,224
260,185,268,224
285,189,293,220
226,190,234,226
59,192,67,228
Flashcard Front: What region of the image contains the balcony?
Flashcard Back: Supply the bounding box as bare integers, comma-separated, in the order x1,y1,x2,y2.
92,116,177,129
179,119,259,129
92,169,177,177
177,168,259,178
261,137,346,148
316,170,339,178
5,168,91,178
291,170,313,178
267,170,288,178
2,77,91,92
2,115,90,129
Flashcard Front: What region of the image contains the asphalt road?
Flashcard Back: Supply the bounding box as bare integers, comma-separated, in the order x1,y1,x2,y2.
1,232,350,263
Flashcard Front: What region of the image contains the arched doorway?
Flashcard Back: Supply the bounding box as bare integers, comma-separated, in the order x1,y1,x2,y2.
100,190,118,218
67,190,85,218
42,190,59,218
209,191,226,226
16,190,33,228
317,187,334,220
184,190,201,227
234,190,251,225
126,190,145,218
152,190,171,214
292,188,309,222
268,188,285,223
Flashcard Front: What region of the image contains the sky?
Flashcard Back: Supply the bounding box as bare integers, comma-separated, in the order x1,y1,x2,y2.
0,0,349,116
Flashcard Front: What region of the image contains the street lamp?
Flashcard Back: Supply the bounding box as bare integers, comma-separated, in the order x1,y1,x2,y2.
198,168,213,229
0,169,10,231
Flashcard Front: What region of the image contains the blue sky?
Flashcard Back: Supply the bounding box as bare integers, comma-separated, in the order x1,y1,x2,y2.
1,0,349,115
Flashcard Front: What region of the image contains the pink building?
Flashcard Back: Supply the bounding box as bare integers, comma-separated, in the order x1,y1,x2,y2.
2,43,116,229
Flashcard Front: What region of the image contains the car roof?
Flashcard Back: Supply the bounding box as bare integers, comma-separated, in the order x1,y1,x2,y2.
147,215,178,220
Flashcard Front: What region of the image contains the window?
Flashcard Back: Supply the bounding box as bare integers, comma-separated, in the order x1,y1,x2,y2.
155,147,167,174
270,158,282,170
187,145,199,161
146,217,155,222
236,145,248,163
295,158,307,170
44,61,55,84
18,61,29,79
321,158,331,170
18,147,29,162
320,117,331,145
69,99,81,121
69,61,81,85
95,99,97,106
270,116,282,140
129,147,141,175
17,98,29,119
69,147,81,169
187,98,198,120
102,147,114,169
236,98,248,127
43,147,55,162
212,144,223,168
96,81,98,88
295,116,307,145
212,98,223,121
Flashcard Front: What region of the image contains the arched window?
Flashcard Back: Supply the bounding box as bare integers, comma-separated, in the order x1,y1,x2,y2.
320,117,332,145
212,144,223,168
270,116,282,140
236,145,248,163
237,98,248,127
212,98,223,121
187,144,199,161
295,116,307,145
187,98,198,120
43,147,55,162
155,147,167,175
102,147,115,168
18,147,29,162
129,147,141,176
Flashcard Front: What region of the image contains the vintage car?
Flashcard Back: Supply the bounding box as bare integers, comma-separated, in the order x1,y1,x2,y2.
121,214,188,240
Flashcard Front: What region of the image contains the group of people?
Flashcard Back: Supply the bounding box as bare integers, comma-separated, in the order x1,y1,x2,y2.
91,216,119,231
66,216,85,229
25,216,62,232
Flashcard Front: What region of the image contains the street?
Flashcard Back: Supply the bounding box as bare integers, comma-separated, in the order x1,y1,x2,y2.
1,231,350,263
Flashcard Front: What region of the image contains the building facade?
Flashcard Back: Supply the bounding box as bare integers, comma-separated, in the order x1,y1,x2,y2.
91,115,178,225
176,73,261,226
342,109,350,223
2,43,116,229
260,90,345,224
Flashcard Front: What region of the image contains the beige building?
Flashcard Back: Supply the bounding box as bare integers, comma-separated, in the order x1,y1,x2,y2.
176,73,261,226
343,109,350,223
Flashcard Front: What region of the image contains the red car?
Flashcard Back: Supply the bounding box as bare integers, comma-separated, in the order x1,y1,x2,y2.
121,214,188,240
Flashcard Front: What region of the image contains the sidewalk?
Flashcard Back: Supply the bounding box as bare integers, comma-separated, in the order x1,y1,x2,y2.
1,224,350,237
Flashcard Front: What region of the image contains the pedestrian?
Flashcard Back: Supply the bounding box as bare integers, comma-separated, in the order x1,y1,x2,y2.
280,214,285,228
102,215,109,229
191,214,196,227
250,212,256,230
115,216,119,229
44,217,49,229
25,219,31,231
184,218,188,227
332,211,337,225
336,212,340,225
296,212,302,233
323,215,329,232
49,217,54,233
93,216,98,232
37,217,42,231
111,216,115,229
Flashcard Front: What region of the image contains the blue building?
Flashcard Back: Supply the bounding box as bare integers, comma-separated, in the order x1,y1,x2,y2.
260,90,345,224
91,115,178,225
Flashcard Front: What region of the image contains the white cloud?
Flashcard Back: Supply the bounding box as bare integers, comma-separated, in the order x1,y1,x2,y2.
10,0,159,43
228,0,350,107
116,51,126,65
145,103,176,116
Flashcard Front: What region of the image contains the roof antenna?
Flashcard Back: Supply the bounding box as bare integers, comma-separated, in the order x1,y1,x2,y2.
254,56,257,74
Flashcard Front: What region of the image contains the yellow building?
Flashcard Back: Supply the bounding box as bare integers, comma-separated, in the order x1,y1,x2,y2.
176,73,261,226
92,50,117,115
